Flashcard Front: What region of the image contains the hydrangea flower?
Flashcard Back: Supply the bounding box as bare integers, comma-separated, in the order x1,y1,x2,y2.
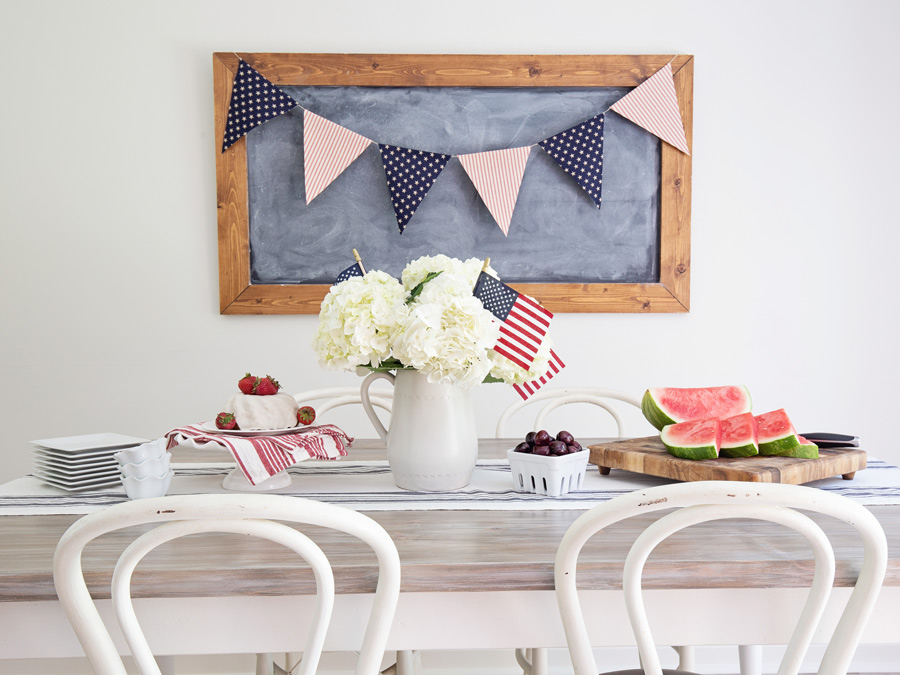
311,270,408,371
393,271,499,388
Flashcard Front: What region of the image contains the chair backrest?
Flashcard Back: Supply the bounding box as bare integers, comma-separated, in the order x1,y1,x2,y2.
495,387,644,438
554,481,887,675
294,387,393,416
53,494,401,675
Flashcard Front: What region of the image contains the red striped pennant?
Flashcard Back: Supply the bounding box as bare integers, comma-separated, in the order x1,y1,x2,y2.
610,62,690,155
303,110,373,203
514,349,566,400
458,146,532,235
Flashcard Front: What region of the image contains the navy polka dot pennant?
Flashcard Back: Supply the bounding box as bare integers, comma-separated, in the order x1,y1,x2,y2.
222,60,299,152
538,113,605,208
378,144,451,233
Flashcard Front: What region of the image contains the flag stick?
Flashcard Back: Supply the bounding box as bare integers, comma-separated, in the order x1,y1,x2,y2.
353,249,366,274
482,257,490,272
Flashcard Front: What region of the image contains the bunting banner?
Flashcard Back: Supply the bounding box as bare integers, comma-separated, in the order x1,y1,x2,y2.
303,110,373,204
458,146,532,236
514,349,566,401
538,114,605,209
610,63,690,155
378,145,451,233
222,60,299,152
221,59,690,233
473,271,553,371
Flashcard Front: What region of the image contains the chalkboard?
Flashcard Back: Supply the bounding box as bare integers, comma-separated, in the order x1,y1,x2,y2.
214,54,693,314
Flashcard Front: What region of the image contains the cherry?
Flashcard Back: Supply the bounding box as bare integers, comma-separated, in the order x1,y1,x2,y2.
514,442,531,453
549,440,568,455
557,430,574,445
534,430,552,446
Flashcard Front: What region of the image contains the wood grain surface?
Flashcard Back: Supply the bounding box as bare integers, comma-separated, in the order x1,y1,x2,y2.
1,438,895,604
589,436,867,483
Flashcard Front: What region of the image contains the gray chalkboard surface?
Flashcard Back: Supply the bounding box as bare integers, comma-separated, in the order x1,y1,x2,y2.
213,54,693,314
247,85,660,285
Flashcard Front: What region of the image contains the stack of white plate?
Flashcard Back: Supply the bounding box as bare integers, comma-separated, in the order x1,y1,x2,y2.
30,433,151,492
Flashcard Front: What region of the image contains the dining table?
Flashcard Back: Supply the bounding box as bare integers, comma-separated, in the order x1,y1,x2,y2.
1,437,899,668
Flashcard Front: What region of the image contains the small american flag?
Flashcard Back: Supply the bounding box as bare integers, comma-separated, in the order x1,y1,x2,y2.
473,271,553,371
458,146,532,236
610,62,690,155
514,349,566,400
334,262,364,284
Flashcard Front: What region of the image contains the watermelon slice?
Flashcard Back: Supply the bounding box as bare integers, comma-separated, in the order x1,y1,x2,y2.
777,435,819,459
642,386,753,430
719,412,759,458
660,419,721,460
756,409,802,456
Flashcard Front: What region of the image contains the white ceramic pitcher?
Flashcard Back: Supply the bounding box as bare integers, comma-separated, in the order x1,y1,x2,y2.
360,369,478,491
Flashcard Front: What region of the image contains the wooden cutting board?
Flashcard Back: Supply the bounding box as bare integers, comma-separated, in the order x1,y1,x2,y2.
589,436,866,484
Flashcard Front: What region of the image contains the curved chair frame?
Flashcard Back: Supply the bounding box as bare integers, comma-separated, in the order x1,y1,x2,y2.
555,481,888,675
294,386,392,416
496,387,643,438
53,494,401,675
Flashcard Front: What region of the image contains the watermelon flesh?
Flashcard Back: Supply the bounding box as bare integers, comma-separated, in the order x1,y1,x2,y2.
660,419,721,460
642,386,753,431
719,412,759,458
756,409,802,455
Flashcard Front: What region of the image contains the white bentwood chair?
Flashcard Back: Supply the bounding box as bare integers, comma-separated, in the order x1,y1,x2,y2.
287,387,417,675
497,387,692,674
53,494,401,675
555,481,888,675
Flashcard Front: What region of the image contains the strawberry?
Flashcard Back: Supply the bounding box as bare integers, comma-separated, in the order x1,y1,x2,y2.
215,412,238,430
297,406,316,425
254,375,281,396
238,373,258,395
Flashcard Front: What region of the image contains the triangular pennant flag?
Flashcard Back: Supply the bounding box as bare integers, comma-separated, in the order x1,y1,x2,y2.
538,114,605,209
514,349,566,400
303,110,373,204
458,146,532,236
610,63,690,155
378,144,451,233
222,60,299,152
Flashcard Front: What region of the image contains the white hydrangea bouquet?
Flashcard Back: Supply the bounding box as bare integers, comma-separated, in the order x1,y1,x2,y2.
312,255,554,389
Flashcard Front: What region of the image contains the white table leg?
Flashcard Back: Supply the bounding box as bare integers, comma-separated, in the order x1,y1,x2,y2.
673,645,695,671
395,649,420,675
738,644,762,675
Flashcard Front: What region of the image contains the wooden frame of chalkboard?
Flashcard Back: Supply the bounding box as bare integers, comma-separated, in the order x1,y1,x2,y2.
213,53,693,314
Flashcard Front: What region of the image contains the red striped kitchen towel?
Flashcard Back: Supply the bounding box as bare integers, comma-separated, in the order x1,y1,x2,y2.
165,423,352,486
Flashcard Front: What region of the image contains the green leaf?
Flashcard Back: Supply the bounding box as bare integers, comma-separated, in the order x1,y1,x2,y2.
482,374,506,384
365,358,409,372
406,271,443,305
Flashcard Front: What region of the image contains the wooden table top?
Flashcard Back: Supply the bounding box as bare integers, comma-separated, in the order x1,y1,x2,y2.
2,439,898,603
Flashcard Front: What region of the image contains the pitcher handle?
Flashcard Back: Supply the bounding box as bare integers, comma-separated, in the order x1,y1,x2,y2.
360,371,395,441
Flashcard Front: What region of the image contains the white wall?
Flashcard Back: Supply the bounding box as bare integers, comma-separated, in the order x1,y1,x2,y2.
3,0,897,480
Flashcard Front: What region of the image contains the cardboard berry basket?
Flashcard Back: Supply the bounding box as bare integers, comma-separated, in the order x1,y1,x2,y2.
506,447,590,497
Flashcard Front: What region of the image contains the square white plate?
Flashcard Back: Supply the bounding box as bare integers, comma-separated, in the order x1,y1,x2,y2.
30,433,151,453
32,458,120,478
32,469,123,492
32,447,120,465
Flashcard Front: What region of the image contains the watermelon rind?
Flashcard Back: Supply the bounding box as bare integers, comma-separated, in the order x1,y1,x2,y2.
642,390,677,430
641,386,752,431
660,419,720,461
666,445,719,461
772,438,819,459
720,443,759,459
758,434,801,455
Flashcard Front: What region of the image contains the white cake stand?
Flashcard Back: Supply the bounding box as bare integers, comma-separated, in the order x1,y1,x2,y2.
222,467,292,491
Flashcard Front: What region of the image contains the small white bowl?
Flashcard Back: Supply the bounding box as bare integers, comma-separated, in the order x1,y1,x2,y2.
122,470,174,499
115,438,167,466
119,453,171,479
